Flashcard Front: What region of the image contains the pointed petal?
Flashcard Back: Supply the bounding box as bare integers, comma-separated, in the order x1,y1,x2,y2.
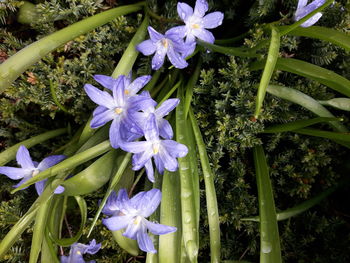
147,26,164,42
112,76,125,107
54,185,65,194
102,215,132,231
158,119,174,139
132,150,154,169
123,219,141,240
156,98,180,117
161,140,188,158
193,28,215,43
144,160,155,182
166,26,187,39
194,0,208,17
127,75,152,96
102,191,119,216
0,167,28,180
151,47,167,70
120,141,152,154
158,149,179,172
136,188,161,217
146,220,177,235
300,13,323,27
128,190,147,208
144,114,159,142
177,2,193,21
93,75,115,90
60,256,68,263
84,84,115,109
137,229,156,253
35,180,46,195
93,105,108,116
127,95,157,112
37,155,66,171
297,0,308,9
154,155,164,174
202,12,224,29
185,34,196,44
13,177,30,188
109,118,122,149
90,109,115,129
136,40,157,56
166,45,188,69
16,145,35,169
85,239,101,255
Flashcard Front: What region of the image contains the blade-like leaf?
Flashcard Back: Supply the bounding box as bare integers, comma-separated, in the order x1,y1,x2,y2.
294,128,350,143
318,98,350,111
253,145,282,263
263,117,341,133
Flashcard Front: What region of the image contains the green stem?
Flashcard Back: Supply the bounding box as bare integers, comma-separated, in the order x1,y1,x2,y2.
0,2,145,92
49,80,69,113
254,26,280,118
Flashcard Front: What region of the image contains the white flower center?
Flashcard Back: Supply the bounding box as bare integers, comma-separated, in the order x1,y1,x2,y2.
152,143,160,154
114,107,123,115
32,169,40,177
133,216,142,225
161,38,169,48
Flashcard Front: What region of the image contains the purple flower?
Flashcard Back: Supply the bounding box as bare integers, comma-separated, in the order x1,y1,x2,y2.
102,189,176,254
168,0,224,44
136,26,194,70
84,75,156,148
0,145,65,195
60,239,101,263
120,114,188,182
131,98,180,140
294,0,326,27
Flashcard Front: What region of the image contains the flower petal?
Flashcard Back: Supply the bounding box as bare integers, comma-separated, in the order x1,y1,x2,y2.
132,150,154,169
102,215,132,231
158,148,179,172
158,119,174,139
127,95,157,112
35,180,46,195
120,141,152,154
37,155,66,171
300,13,323,27
193,28,215,43
102,191,119,216
161,140,188,158
123,219,141,240
109,118,122,149
136,188,161,217
151,47,167,70
202,12,224,29
54,185,65,194
166,45,188,69
297,0,308,9
156,98,180,117
84,239,101,255
13,177,30,189
84,84,115,109
90,109,115,129
166,26,187,39
194,0,208,17
144,160,155,182
93,75,115,90
127,75,152,96
136,39,157,56
93,105,108,116
144,114,159,142
112,75,125,107
136,229,156,253
177,2,193,21
147,26,164,42
154,155,164,174
60,256,68,263
0,167,28,180
16,145,35,169
146,220,177,235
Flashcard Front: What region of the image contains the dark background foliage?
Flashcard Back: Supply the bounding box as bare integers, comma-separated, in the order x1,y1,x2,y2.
0,0,349,262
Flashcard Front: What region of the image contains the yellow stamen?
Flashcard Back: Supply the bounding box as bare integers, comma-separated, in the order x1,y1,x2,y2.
192,23,200,29
76,251,82,255
124,89,130,95
114,107,123,114
133,216,142,225
152,144,160,154
161,39,168,48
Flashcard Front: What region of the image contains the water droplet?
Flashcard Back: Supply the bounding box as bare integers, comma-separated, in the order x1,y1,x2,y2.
261,241,272,254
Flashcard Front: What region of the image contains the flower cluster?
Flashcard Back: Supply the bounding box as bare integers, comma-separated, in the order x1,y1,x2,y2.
0,145,65,195
85,73,188,182
137,0,224,70
102,188,176,253
294,0,326,27
60,239,101,263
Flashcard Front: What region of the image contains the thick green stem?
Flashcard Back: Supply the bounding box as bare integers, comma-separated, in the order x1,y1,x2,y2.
0,2,145,92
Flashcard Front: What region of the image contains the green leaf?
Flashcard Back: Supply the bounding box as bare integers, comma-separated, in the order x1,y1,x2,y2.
0,128,67,166
41,233,60,263
252,58,350,98
12,140,112,193
254,26,280,118
263,117,341,133
241,184,338,222
0,2,145,92
112,231,139,256
266,85,347,132
293,128,350,143
176,97,198,263
189,109,221,263
62,150,117,196
48,196,87,247
253,145,282,263
158,171,182,263
318,98,350,111
280,26,350,51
